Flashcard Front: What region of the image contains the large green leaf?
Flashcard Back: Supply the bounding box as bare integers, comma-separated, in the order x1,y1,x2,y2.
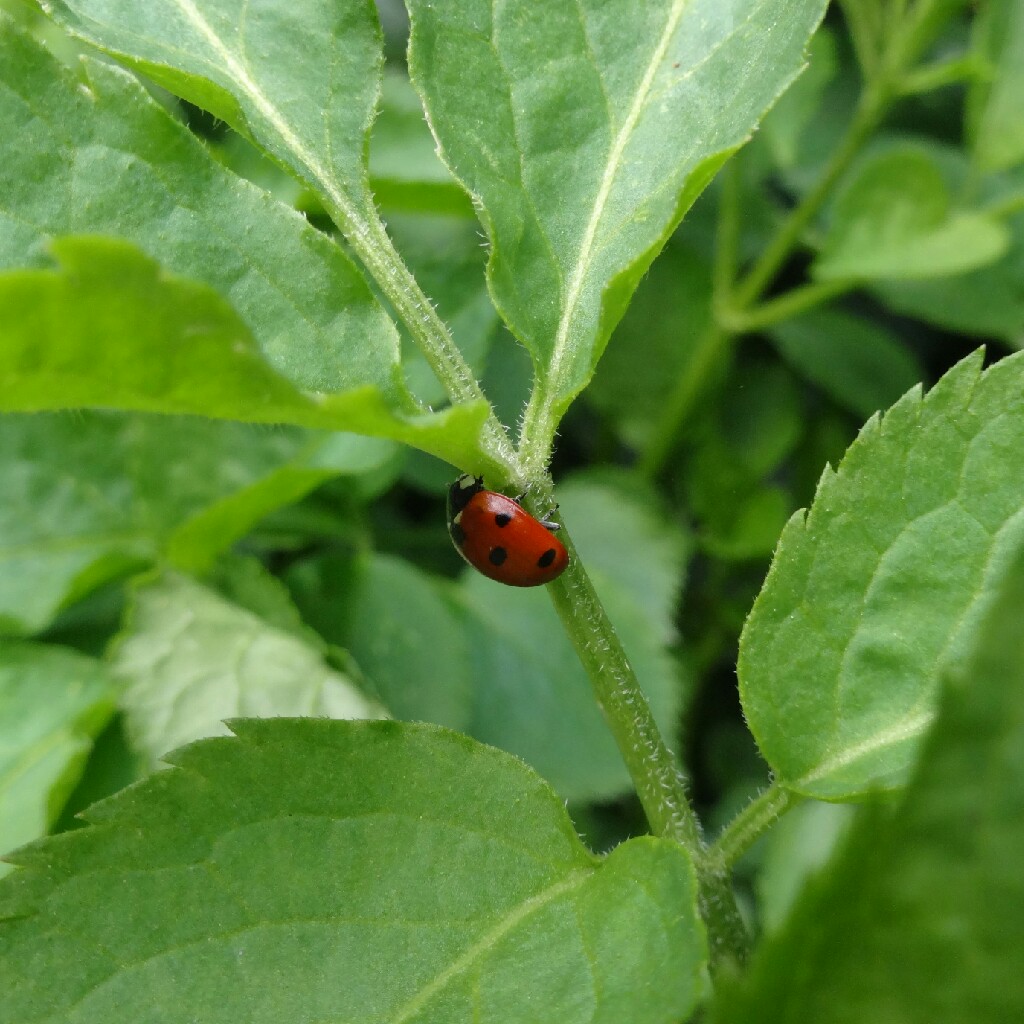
461,472,689,801
718,540,1024,1022
0,234,495,470
0,22,398,398
45,0,385,225
0,719,706,1024
110,571,385,766
406,0,828,427
0,642,115,875
739,350,1024,799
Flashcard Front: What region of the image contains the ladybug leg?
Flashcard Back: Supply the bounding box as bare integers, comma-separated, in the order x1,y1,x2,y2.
539,504,561,532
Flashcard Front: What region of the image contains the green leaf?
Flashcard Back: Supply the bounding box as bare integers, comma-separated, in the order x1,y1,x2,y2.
406,0,829,424
719,539,1024,1022
739,350,1024,799
0,412,342,636
110,571,385,767
0,719,707,1024
0,234,497,472
43,0,384,220
815,144,1009,280
462,472,689,801
968,0,1024,175
868,150,1024,343
0,23,399,398
769,307,925,419
0,642,115,874
287,552,474,732
871,212,1024,343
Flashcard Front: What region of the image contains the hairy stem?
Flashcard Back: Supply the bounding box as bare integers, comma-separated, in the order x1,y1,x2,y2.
711,784,799,868
731,80,891,312
322,198,521,477
544,522,748,967
722,279,855,333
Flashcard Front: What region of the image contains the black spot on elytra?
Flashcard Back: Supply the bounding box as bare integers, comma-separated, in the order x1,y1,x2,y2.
488,547,508,566
494,512,512,527
537,549,556,568
449,522,466,546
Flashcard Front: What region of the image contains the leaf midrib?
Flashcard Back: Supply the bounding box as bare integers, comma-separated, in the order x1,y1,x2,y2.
389,869,592,1023
545,0,691,395
169,0,364,223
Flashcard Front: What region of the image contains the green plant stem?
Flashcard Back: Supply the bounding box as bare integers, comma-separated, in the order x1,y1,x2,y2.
838,0,882,80
544,527,748,968
546,541,701,850
731,82,891,313
722,278,856,333
711,784,800,868
321,196,521,477
713,159,743,302
638,323,732,481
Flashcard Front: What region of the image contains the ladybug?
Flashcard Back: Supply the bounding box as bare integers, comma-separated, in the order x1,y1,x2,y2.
447,475,569,587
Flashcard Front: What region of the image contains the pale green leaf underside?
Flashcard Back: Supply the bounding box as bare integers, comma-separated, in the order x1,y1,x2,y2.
407,0,828,413
0,412,394,636
44,0,383,221
739,350,1024,799
720,541,1024,1022
111,572,386,766
0,235,496,474
0,23,397,397
0,643,115,875
0,720,706,1024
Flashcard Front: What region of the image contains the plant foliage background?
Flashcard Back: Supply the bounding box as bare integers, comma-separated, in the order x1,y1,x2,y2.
0,0,1022,1021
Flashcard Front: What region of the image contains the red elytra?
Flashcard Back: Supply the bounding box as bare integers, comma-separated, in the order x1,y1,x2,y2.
447,475,569,587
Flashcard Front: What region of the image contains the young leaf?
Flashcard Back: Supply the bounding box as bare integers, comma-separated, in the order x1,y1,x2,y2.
719,540,1024,1022
872,210,1024,343
0,235,497,472
110,571,385,766
0,23,398,397
0,719,707,1024
0,642,115,874
406,0,829,445
461,473,689,801
739,350,1024,799
815,144,1009,281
